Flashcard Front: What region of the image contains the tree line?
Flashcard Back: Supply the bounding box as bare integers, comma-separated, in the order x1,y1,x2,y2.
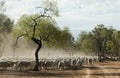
75,24,120,57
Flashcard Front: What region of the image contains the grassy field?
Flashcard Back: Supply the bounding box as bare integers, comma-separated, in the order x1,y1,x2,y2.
0,61,120,78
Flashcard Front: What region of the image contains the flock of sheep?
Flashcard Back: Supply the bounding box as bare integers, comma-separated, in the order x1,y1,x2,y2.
0,56,99,71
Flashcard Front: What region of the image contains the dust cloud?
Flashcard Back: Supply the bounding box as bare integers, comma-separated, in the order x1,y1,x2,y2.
0,34,95,60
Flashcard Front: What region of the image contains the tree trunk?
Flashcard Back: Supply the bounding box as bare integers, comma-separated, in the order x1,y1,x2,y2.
34,44,42,71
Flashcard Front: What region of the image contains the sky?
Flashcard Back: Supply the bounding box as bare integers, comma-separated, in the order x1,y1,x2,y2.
3,0,120,38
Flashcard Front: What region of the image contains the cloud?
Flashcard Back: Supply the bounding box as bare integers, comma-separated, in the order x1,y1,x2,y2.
5,0,40,21
58,0,120,16
57,0,120,27
56,0,120,38
4,0,120,38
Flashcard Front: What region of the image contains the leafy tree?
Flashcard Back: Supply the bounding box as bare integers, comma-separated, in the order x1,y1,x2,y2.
76,31,97,54
106,40,114,55
0,1,13,56
0,13,13,33
75,31,88,50
75,24,120,59
92,24,110,56
12,0,63,71
59,27,74,49
0,13,13,56
111,31,120,56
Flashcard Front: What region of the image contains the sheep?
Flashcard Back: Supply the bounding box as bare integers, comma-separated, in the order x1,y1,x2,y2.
0,61,15,71
15,61,31,71
0,57,85,71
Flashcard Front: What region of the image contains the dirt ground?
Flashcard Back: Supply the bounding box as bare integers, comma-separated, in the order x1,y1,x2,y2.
0,61,120,78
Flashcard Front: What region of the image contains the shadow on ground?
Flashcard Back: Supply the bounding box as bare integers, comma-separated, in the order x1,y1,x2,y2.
0,70,120,77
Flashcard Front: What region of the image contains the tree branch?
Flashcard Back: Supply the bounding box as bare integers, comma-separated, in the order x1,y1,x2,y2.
31,17,38,37
30,8,51,45
13,34,28,47
31,37,42,45
42,35,49,41
30,11,48,38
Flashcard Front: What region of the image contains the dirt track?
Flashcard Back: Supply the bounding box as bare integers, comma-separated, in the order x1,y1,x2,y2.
0,61,120,78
